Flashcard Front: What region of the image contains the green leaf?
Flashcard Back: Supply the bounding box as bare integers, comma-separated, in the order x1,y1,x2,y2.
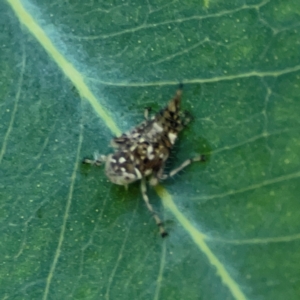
1,0,300,299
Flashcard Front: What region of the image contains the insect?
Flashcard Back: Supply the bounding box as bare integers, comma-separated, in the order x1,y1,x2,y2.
83,84,205,237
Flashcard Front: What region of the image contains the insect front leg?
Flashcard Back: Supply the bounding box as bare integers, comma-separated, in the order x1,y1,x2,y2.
82,152,107,166
140,178,168,238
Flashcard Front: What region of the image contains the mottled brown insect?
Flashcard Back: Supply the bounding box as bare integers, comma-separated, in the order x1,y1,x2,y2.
83,84,205,237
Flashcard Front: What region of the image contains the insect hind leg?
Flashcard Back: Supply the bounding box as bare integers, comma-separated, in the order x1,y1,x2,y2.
161,154,206,179
140,178,168,238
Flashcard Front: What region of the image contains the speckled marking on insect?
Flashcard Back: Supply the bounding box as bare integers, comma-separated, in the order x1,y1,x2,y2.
83,84,206,237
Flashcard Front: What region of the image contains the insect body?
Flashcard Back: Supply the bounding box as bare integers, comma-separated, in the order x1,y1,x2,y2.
83,85,205,237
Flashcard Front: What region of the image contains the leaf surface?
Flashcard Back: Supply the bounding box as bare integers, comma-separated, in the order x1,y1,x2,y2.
1,0,300,299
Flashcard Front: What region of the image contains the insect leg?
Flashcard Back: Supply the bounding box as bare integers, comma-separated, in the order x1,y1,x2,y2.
148,165,166,186
82,152,106,166
180,110,193,127
144,107,152,120
140,178,168,238
164,155,206,179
